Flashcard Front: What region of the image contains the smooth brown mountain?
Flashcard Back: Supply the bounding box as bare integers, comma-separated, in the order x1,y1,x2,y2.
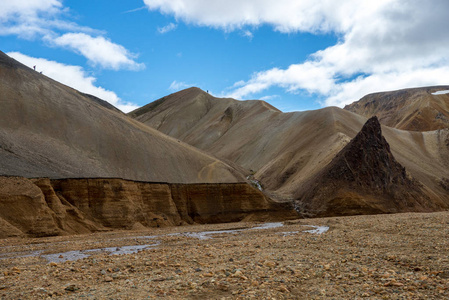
129,88,362,196
295,116,444,217
130,87,449,211
0,51,242,183
344,86,449,131
0,50,299,237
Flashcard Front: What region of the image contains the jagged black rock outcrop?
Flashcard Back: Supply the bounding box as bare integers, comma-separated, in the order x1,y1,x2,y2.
326,116,409,190
295,116,445,217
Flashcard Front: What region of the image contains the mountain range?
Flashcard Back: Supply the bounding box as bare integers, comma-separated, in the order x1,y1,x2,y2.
0,50,448,237
129,87,449,212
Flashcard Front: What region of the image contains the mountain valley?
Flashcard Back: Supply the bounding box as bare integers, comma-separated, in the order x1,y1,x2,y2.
0,50,448,237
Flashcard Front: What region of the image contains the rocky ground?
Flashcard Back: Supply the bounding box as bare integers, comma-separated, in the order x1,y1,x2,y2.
1,211,448,299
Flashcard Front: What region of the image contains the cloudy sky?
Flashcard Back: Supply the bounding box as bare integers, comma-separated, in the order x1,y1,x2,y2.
1,0,449,112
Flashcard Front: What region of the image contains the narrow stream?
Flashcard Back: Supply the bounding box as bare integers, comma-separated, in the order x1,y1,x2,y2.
40,243,160,263
1,222,329,263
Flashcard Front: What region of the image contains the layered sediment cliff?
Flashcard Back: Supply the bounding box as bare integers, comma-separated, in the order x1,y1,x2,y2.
0,177,295,238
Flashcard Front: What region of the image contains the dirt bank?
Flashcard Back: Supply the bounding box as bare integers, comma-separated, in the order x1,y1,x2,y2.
0,176,295,238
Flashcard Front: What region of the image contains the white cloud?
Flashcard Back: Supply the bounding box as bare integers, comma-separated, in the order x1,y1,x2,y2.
143,0,374,33
259,95,279,101
123,6,147,14
0,0,61,15
169,80,194,91
242,30,253,40
7,52,139,113
324,68,449,107
50,33,144,70
146,0,449,106
226,62,335,99
0,0,63,38
157,23,177,34
113,103,140,113
0,0,100,38
1,0,143,71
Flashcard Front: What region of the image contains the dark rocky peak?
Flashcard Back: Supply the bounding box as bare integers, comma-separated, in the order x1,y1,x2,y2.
327,116,408,190
295,116,439,217
356,115,383,143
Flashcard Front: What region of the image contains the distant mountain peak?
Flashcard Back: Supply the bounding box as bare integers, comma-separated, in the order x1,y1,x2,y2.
345,86,449,131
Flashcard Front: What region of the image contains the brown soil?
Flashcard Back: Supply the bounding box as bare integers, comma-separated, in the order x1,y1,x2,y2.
1,212,448,299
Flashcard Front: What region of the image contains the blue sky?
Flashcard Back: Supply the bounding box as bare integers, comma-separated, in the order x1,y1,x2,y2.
2,1,449,112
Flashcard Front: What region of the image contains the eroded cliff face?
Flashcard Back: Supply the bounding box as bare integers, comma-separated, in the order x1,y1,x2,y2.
0,177,59,238
170,183,278,224
0,177,295,238
49,179,182,229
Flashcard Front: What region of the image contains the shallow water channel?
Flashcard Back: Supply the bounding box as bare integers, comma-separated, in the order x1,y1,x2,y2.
0,222,329,263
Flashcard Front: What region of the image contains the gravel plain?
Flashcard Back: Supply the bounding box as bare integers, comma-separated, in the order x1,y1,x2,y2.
1,211,449,299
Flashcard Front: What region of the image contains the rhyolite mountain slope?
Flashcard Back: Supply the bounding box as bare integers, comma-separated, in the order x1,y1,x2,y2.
128,87,282,153
0,51,243,183
295,117,445,217
0,51,298,238
344,86,449,131
129,88,449,207
129,88,364,196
